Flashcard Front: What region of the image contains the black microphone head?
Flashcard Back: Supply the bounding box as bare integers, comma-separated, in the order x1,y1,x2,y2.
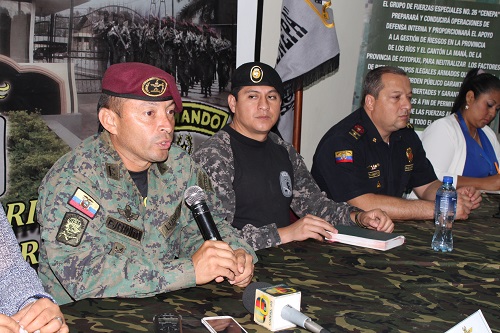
242,282,273,314
184,186,207,207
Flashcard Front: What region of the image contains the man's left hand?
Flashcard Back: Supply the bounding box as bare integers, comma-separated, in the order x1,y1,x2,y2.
359,209,394,232
228,248,254,287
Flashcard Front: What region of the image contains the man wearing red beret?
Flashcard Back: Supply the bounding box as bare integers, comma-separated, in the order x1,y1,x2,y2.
36,62,256,305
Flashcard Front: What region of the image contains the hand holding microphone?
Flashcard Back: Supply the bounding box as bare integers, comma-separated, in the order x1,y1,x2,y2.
185,186,254,287
242,282,332,333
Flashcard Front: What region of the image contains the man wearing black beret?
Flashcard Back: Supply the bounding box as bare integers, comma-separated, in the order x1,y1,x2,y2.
36,62,256,305
192,62,393,250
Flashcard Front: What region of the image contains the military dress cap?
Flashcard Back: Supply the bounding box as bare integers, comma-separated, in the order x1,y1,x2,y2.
101,62,182,113
231,62,284,97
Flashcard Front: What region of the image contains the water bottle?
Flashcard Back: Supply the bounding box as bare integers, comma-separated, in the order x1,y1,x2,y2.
431,176,456,252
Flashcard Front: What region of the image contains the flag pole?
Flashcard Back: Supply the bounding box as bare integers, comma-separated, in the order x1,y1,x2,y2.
292,79,303,153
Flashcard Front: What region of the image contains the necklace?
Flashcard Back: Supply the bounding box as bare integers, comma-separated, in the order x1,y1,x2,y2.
471,130,477,139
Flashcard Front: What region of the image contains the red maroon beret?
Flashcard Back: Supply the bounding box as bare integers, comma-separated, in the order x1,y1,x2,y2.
101,62,182,112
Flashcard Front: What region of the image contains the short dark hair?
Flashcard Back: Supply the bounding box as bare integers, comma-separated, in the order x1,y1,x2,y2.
97,94,125,133
229,86,244,101
451,69,500,114
361,66,408,107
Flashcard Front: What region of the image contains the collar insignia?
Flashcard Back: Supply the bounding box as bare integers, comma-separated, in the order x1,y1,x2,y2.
106,163,121,180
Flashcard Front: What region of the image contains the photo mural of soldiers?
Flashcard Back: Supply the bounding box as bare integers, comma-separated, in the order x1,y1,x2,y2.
92,10,112,72
107,11,131,64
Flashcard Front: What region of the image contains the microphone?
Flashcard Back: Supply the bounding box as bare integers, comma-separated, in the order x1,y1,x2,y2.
184,186,222,241
242,282,332,333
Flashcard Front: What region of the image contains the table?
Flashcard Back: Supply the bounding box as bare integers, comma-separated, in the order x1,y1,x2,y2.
60,194,500,333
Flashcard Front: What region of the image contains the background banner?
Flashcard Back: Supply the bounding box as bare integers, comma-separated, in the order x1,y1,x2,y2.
354,0,500,131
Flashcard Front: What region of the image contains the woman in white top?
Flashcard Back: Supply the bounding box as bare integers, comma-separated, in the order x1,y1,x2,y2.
421,69,500,190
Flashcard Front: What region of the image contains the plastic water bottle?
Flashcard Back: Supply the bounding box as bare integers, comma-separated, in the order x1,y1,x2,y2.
431,176,456,252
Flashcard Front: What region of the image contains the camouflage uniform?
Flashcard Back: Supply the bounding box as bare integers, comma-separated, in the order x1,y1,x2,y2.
192,129,358,250
37,131,257,305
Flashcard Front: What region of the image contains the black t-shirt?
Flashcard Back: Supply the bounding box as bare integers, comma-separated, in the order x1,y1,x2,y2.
129,169,148,200
311,107,437,202
224,125,294,230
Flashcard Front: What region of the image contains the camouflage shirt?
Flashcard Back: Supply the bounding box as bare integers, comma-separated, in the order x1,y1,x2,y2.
37,131,256,305
192,128,357,250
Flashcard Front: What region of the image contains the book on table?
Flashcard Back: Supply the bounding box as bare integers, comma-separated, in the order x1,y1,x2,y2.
325,225,405,251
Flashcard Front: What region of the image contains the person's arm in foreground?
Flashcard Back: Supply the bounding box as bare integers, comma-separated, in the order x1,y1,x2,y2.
0,208,68,333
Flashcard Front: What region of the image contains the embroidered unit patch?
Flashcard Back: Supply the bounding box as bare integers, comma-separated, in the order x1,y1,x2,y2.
56,212,89,247
280,171,293,197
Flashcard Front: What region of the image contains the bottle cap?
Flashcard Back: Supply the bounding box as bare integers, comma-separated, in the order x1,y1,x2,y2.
443,176,453,184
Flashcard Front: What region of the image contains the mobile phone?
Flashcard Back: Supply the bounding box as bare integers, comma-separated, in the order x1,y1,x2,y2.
153,313,182,333
201,316,248,333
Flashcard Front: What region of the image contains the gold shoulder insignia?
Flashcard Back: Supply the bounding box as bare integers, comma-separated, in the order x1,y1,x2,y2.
406,123,414,129
349,124,365,140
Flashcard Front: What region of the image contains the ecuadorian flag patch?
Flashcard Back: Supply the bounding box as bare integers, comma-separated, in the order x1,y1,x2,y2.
68,188,100,218
335,150,353,163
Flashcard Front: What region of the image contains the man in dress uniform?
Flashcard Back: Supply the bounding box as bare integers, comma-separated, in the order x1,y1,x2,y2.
311,66,482,220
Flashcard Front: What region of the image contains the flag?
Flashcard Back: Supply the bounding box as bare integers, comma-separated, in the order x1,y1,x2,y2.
275,0,340,144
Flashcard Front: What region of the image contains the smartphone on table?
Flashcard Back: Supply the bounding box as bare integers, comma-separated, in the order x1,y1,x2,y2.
201,316,248,333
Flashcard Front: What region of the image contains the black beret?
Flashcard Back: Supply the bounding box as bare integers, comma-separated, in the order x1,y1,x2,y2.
231,62,284,97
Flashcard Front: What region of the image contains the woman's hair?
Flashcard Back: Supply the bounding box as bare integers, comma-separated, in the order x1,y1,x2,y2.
361,66,408,107
451,69,500,114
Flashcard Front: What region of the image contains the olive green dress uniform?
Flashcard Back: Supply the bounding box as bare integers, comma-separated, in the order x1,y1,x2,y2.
37,131,257,305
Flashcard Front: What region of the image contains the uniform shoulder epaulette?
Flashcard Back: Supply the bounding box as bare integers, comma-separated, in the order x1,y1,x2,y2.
406,122,414,129
348,123,366,141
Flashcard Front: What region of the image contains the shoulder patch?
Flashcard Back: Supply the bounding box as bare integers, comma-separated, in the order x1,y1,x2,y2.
56,212,89,247
68,188,100,219
335,150,353,163
349,124,365,140
279,171,293,197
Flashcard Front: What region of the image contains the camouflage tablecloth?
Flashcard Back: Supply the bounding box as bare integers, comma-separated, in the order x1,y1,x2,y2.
61,194,500,333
